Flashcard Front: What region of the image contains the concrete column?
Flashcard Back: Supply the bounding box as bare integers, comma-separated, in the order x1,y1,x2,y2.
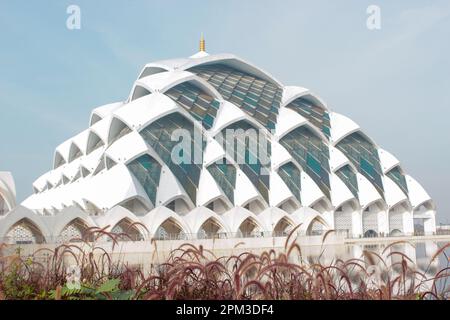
352,210,362,238
424,213,436,235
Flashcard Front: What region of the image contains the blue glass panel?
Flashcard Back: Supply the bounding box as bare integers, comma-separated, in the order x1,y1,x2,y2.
286,97,331,138
215,120,271,203
165,82,220,130
278,162,301,203
188,64,282,130
139,113,205,203
127,154,162,205
279,126,331,199
335,132,384,198
335,164,359,199
207,158,236,203
386,166,408,195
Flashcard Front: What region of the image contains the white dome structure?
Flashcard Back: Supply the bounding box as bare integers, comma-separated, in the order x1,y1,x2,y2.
0,172,16,215
2,45,436,244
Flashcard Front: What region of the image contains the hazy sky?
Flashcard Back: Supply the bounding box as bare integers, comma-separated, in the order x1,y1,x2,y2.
0,1,449,222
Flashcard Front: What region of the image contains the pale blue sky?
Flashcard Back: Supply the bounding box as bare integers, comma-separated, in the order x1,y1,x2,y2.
0,1,449,222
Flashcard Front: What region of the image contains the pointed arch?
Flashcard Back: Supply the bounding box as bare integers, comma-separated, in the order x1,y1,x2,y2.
118,196,151,216
238,216,264,238
111,218,145,241
86,131,104,155
0,206,51,242
243,197,266,214
105,156,117,170
68,142,83,163
205,196,231,214
222,207,267,236
54,151,66,169
57,218,92,243
90,113,102,126
277,198,299,214
311,197,332,215
138,66,169,79
141,207,191,238
273,217,295,237
80,166,91,178
306,216,329,236
184,207,229,238
108,117,132,145
154,217,187,240
5,218,45,244
259,207,298,237
197,217,227,239
164,196,192,215
131,85,152,101
52,207,97,241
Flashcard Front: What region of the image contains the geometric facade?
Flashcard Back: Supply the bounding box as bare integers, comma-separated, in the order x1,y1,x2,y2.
0,46,436,243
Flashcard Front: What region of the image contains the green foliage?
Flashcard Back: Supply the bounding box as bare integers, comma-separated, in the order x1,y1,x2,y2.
1,263,37,299
0,228,448,300
47,279,134,300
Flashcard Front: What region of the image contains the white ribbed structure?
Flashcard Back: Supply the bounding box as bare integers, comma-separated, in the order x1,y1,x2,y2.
0,51,436,244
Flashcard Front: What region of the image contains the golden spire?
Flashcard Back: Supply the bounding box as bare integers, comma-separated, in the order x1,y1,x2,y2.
199,33,206,52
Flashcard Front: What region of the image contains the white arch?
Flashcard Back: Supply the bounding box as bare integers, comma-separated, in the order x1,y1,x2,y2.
211,101,268,136
54,139,72,169
281,86,329,111
184,206,230,234
140,206,191,236
53,151,66,169
259,207,300,233
329,112,360,146
204,196,232,214
0,172,16,211
221,207,268,233
292,207,331,235
130,85,152,101
0,206,52,242
98,205,148,239
89,102,123,126
116,195,152,216
378,149,401,174
138,66,169,79
182,53,283,87
86,130,105,155
68,142,83,163
160,74,223,101
107,116,132,146
50,206,97,239
196,168,230,208
275,107,308,140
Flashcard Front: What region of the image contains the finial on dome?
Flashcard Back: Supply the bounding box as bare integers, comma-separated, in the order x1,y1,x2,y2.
199,33,206,52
